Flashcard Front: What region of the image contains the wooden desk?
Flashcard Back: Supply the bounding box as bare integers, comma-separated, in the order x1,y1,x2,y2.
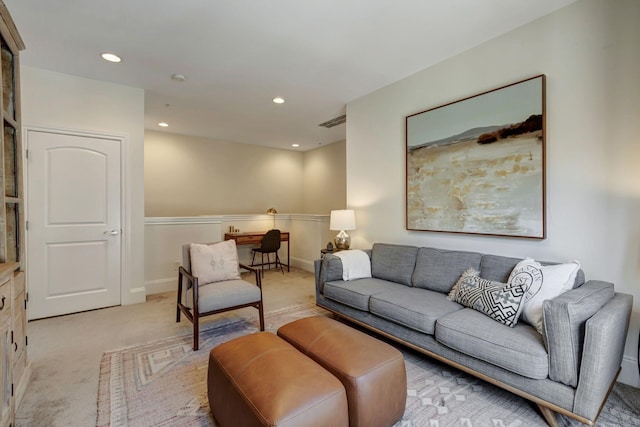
224,231,290,271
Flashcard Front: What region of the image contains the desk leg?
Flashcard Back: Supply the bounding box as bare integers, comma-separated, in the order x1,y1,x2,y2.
287,240,290,272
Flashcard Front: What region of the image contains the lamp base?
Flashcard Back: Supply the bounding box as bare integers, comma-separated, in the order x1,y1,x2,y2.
334,230,351,250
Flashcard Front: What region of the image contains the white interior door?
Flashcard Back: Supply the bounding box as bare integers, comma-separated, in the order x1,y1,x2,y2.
27,129,122,319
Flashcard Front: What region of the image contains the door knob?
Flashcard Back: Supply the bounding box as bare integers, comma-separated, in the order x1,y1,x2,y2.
104,230,120,235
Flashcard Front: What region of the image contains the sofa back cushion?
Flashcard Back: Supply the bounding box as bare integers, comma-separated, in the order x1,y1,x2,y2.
481,254,586,288
412,248,482,293
479,255,522,283
371,243,418,286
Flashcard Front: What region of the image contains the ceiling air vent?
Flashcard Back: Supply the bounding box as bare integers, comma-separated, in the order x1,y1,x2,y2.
318,114,346,128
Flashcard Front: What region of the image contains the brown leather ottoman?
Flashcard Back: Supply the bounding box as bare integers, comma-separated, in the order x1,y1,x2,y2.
277,316,407,427
208,331,348,427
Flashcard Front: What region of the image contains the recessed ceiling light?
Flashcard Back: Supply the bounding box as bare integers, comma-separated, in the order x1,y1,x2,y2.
101,52,122,63
273,97,285,104
292,144,300,148
158,122,169,127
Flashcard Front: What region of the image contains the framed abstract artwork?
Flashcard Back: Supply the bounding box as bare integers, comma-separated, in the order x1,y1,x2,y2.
406,75,546,239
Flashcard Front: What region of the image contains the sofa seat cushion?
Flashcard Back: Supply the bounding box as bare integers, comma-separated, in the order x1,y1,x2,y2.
324,278,400,311
436,308,548,379
370,288,462,334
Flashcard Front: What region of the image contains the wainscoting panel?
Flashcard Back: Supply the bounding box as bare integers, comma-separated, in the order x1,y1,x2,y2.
144,214,331,295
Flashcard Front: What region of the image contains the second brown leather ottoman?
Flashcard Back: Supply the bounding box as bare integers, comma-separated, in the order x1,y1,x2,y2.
208,332,348,427
277,316,407,427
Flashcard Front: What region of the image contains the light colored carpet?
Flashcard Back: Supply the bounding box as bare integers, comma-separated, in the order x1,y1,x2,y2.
95,307,640,427
15,267,316,427
16,265,640,426
96,304,328,426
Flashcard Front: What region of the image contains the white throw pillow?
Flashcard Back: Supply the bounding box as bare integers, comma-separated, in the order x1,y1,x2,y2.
189,240,241,285
508,258,581,334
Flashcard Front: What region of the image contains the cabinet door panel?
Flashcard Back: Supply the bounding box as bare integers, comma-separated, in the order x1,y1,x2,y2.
0,320,11,426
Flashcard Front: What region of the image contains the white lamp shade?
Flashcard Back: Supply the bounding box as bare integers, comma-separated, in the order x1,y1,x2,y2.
330,210,356,231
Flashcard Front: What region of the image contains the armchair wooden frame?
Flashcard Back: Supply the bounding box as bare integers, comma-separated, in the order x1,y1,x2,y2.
176,262,265,350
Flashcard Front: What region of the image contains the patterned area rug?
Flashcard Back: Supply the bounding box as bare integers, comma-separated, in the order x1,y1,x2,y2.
97,304,640,427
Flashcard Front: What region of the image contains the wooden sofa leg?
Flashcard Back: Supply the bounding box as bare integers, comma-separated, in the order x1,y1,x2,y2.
537,404,559,427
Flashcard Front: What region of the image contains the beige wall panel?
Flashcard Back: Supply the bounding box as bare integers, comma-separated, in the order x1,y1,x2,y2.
145,131,305,216
303,140,346,214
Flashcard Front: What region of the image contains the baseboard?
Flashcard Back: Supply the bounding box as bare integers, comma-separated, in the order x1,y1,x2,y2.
145,278,176,296
290,257,314,273
126,286,147,304
619,355,639,387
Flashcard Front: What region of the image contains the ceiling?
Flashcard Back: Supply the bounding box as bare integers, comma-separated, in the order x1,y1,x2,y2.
5,0,577,151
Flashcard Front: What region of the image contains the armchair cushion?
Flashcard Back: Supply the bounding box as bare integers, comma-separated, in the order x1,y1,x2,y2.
186,279,262,313
190,240,241,285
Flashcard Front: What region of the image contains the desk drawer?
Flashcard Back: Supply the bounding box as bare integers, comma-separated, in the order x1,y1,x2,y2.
236,236,262,245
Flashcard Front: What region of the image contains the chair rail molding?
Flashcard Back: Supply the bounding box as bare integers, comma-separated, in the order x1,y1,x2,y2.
145,216,223,225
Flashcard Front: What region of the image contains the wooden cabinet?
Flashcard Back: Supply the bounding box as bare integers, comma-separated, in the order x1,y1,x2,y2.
0,274,10,427
0,2,24,266
0,2,28,426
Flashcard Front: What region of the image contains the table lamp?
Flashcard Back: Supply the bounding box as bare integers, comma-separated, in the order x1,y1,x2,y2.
330,209,356,250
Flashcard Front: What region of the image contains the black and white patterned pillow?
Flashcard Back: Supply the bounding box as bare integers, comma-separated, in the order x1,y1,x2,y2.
449,271,529,327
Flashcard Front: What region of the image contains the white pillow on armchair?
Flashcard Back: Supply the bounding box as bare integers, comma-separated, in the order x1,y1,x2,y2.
190,240,241,285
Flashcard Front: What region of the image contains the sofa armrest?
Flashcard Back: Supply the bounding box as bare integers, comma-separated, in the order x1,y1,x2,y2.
316,250,373,295
543,280,614,387
573,292,633,421
316,254,344,294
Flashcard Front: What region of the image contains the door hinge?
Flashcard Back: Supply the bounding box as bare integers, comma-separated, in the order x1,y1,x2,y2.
25,335,28,347
11,383,13,397
25,149,29,159
10,330,13,344
26,220,29,231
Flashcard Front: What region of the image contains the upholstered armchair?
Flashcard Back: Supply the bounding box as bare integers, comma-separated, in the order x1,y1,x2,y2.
177,240,265,350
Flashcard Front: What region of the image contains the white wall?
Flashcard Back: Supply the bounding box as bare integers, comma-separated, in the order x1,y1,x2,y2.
144,217,222,294
21,66,146,304
144,214,330,294
303,140,347,214
145,130,304,216
347,0,640,385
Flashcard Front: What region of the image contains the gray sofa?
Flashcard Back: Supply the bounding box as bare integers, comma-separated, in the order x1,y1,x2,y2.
314,243,633,426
